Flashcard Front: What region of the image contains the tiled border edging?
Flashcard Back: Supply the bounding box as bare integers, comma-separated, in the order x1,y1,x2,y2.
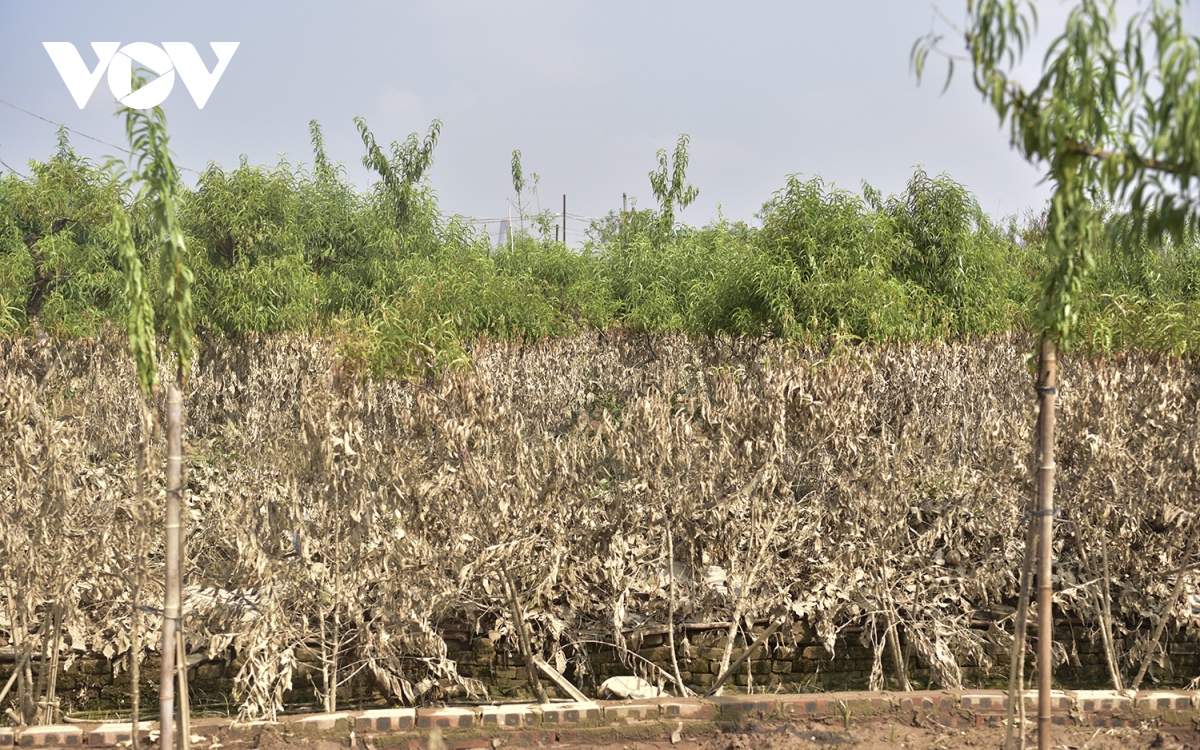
11,689,1200,747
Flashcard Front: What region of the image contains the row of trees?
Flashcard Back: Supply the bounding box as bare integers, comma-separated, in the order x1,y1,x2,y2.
3,121,1200,377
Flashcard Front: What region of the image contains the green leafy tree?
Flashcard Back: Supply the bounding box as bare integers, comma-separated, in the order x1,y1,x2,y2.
511,148,525,233
915,2,1200,745
181,159,315,333
648,134,700,237
355,116,442,230
0,129,125,336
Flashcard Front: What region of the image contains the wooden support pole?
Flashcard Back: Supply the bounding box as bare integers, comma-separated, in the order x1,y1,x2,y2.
160,383,183,750
1036,338,1057,750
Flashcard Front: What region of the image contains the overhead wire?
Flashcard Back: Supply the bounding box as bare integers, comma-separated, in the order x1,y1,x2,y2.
460,215,604,224
0,97,201,175
0,145,27,178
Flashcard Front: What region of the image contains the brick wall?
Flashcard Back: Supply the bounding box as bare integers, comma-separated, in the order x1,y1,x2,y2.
3,616,1197,717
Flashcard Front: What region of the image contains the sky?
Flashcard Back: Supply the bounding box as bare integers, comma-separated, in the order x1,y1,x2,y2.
1,1,1193,242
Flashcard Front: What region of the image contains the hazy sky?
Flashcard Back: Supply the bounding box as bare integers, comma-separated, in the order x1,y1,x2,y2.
2,1,1191,241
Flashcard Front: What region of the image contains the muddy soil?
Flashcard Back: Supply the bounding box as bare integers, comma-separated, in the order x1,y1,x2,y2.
223,719,1199,750
562,722,1197,750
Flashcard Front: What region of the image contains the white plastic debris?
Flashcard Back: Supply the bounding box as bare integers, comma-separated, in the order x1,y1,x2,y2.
598,675,663,699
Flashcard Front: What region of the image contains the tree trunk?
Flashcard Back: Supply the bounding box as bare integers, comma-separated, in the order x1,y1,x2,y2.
1035,338,1057,750
130,580,141,750
160,384,184,750
665,523,691,697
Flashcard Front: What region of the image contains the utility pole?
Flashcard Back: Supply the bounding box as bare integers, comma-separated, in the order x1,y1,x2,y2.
562,194,567,248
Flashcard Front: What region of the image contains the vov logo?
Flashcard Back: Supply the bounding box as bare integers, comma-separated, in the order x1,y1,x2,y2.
43,42,240,109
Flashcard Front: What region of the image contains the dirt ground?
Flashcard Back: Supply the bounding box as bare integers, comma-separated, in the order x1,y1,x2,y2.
234,719,1200,750
557,722,1197,750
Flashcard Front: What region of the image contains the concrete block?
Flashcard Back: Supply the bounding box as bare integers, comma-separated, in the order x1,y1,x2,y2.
711,695,779,718
899,691,954,714
959,692,1006,714
1133,691,1193,712
780,696,834,717
780,691,888,719
416,706,476,729
355,708,415,732
602,700,659,722
16,726,82,747
290,713,351,731
661,699,717,720
1068,690,1131,713
538,701,602,724
480,703,538,727
88,722,153,747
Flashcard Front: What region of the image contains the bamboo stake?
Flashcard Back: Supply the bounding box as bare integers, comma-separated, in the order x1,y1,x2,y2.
532,657,587,702
0,648,32,707
177,437,191,750
3,598,24,724
1072,521,1122,690
1005,519,1037,750
1035,338,1057,750
175,630,191,750
130,401,154,750
704,619,782,697
330,521,342,713
32,604,53,724
1097,506,1121,691
501,567,548,704
160,383,183,750
874,545,911,691
129,583,141,750
21,617,34,725
319,610,333,713
42,606,63,724
15,610,49,725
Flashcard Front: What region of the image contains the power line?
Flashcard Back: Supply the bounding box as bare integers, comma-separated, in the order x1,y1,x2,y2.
0,144,27,178
0,97,200,175
462,214,606,224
